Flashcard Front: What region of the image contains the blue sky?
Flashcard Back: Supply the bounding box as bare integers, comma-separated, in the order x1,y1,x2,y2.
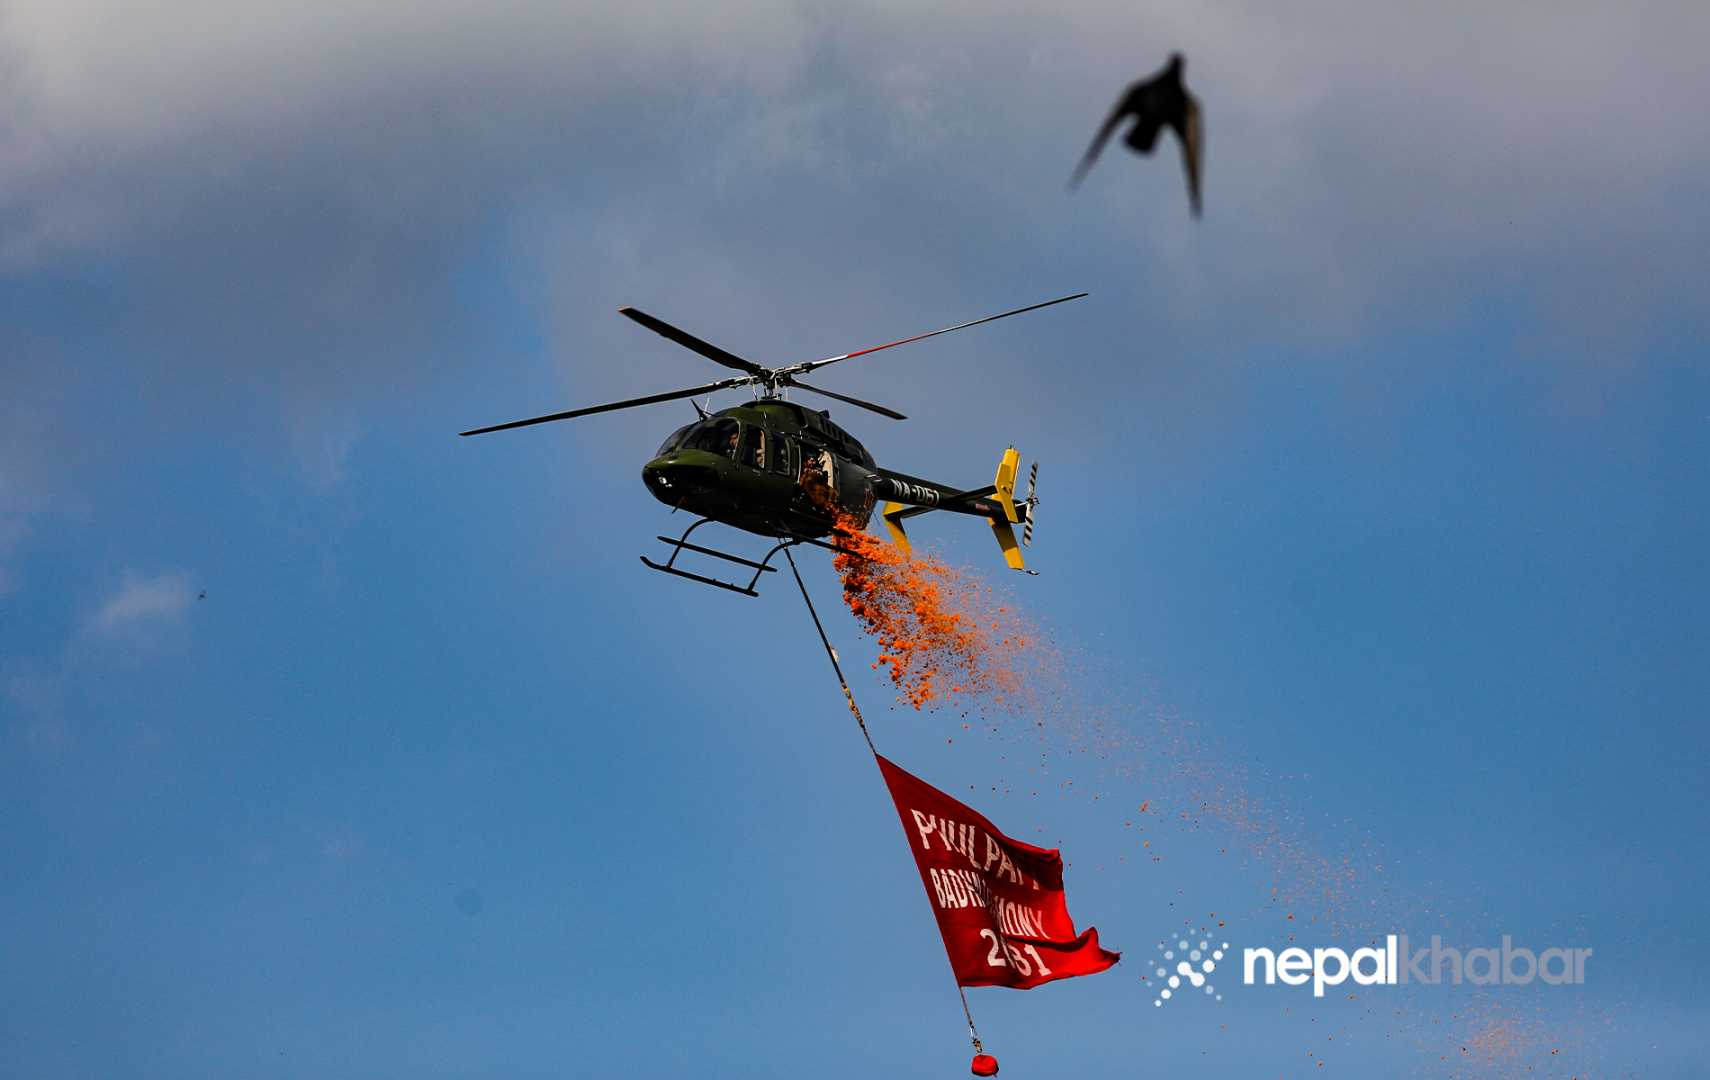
3,3,1707,1076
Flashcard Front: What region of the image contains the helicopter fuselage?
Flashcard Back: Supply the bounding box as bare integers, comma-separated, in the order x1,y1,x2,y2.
640,399,1002,540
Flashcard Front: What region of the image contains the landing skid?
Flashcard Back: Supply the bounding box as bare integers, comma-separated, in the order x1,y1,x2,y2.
641,517,861,597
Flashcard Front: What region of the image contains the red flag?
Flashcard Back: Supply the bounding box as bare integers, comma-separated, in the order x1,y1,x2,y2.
877,755,1120,989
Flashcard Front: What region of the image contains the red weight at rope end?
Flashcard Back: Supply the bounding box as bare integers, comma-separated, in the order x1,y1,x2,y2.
970,1053,999,1076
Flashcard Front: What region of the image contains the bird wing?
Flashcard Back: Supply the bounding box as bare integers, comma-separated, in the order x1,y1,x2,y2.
1069,85,1140,189
1176,90,1203,217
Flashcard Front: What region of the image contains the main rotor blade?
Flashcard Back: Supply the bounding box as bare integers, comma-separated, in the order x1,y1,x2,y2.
619,307,765,376
787,379,908,420
459,377,750,436
780,292,1088,378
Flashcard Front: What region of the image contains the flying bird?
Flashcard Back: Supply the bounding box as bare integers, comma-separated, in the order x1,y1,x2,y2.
1069,53,1203,217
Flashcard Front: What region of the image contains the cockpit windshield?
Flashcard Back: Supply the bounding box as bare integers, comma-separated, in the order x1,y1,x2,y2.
680,419,740,457
656,424,695,457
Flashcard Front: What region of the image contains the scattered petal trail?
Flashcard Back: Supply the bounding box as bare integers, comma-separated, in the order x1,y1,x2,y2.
824,509,1039,712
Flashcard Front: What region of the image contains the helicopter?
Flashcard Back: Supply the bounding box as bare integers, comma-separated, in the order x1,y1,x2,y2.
460,292,1085,596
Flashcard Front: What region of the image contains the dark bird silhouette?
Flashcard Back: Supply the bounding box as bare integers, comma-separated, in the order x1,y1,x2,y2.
197,590,207,600
1070,53,1203,217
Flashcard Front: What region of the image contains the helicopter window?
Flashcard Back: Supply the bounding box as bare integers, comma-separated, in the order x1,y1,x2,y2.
737,426,766,469
770,435,796,477
682,419,739,457
656,424,695,457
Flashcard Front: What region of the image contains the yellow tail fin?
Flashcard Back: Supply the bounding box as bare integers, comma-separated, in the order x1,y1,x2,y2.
880,500,911,555
990,447,1025,571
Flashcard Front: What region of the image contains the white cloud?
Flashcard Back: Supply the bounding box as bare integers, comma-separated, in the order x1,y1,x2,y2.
90,570,195,633
4,2,1702,280
3,567,196,749
0,0,815,268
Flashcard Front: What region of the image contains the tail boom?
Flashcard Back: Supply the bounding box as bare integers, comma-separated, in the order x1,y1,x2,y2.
871,448,1035,571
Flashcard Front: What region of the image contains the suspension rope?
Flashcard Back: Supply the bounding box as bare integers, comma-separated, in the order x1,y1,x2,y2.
781,544,984,1055
957,984,984,1054
782,545,876,756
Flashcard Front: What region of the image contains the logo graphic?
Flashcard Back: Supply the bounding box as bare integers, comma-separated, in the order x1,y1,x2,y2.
1151,934,1228,1007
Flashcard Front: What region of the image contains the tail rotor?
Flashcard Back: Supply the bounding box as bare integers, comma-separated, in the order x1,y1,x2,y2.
1022,462,1039,547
